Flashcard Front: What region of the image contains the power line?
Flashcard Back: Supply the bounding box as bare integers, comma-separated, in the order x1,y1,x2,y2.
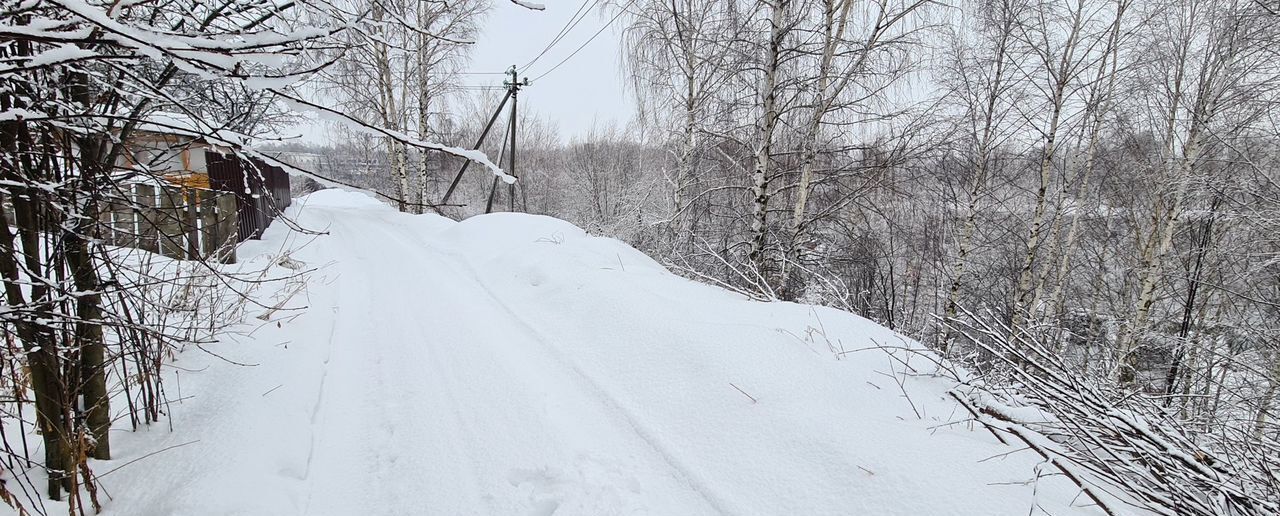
519,0,601,72
529,0,632,82
520,0,598,71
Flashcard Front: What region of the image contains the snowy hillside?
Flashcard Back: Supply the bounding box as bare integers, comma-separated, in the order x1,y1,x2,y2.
69,190,1098,515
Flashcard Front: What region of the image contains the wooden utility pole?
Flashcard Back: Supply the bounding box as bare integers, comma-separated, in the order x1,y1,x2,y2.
493,65,529,213
506,65,521,212
439,65,530,212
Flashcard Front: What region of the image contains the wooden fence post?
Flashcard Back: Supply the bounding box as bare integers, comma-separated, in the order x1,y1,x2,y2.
135,183,160,253
199,190,239,264
111,192,135,247
95,197,113,244
93,183,248,263
157,186,185,259
215,192,238,263
185,189,200,260
199,191,216,260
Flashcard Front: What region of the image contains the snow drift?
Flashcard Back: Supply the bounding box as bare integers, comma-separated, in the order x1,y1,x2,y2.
26,189,1101,515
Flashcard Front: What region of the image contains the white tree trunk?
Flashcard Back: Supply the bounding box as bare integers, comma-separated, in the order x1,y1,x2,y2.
1117,123,1205,383
940,5,1015,348
747,0,788,284
1045,0,1126,324
415,11,433,214
1010,8,1086,334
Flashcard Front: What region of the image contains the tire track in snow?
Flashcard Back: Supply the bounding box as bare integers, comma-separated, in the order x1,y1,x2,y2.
390,226,740,516
228,204,727,515
297,214,496,514
298,304,341,510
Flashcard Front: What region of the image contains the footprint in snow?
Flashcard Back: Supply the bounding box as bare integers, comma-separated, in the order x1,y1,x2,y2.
506,459,642,515
508,467,564,515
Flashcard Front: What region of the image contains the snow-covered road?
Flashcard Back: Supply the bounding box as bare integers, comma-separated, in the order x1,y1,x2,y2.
88,190,1099,516
299,206,721,515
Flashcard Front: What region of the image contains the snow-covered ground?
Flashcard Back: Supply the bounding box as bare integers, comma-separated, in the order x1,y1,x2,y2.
38,190,1099,515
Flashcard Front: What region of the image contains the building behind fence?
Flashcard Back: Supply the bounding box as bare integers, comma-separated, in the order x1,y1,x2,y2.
98,152,292,264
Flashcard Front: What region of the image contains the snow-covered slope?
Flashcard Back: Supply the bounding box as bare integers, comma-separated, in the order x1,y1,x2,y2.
79,190,1098,515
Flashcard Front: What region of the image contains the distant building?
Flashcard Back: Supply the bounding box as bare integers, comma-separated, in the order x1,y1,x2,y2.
267,151,326,173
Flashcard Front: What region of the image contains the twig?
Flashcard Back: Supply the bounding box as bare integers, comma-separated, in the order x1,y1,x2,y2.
95,440,201,479
729,383,758,404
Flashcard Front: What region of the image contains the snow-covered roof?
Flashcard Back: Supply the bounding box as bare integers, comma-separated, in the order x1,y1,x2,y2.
133,111,206,140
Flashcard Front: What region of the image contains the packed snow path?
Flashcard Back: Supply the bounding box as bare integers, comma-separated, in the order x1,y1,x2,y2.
92,191,1096,516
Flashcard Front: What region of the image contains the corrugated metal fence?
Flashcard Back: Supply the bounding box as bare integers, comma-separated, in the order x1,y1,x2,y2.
206,152,291,242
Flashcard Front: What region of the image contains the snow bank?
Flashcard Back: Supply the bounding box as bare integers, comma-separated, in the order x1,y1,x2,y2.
19,189,1102,516
430,207,1097,515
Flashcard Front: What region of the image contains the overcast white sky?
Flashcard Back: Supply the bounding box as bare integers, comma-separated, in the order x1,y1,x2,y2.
286,1,634,146
463,1,634,141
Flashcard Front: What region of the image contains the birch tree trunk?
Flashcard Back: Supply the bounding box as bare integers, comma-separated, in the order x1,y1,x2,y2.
416,20,434,214
1044,0,1127,328
1117,118,1207,383
789,0,848,231
784,0,924,300
1114,2,1206,384
747,0,788,286
672,0,699,243
1010,0,1088,334
372,0,408,212
940,2,1017,349
784,0,850,298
